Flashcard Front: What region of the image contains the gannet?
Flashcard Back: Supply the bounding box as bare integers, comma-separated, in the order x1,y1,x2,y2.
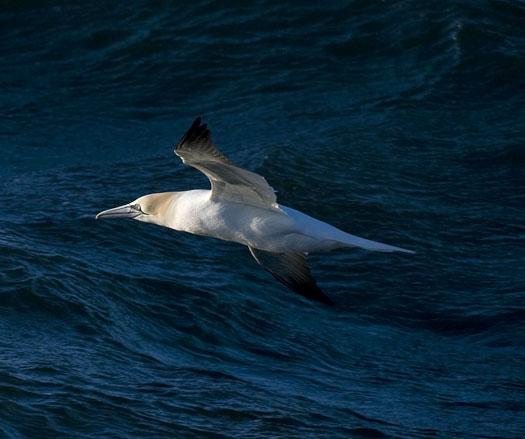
96,117,413,305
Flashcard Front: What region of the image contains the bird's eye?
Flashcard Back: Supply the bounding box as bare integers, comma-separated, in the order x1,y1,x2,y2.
132,204,142,212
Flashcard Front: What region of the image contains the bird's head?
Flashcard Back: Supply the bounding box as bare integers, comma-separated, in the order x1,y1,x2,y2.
96,192,174,225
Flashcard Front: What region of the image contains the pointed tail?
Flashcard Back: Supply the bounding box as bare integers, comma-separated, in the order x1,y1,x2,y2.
340,232,415,254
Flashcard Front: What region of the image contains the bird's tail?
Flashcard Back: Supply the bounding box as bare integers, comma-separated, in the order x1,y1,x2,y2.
338,231,415,254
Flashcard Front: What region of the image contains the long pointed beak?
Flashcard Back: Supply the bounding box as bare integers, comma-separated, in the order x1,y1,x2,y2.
96,204,141,220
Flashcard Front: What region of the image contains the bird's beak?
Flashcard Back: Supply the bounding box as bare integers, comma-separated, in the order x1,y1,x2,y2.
96,203,141,220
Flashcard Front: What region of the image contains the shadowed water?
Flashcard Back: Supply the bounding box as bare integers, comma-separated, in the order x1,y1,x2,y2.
1,1,524,437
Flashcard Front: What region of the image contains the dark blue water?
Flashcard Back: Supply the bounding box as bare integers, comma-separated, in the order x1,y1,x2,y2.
1,1,524,437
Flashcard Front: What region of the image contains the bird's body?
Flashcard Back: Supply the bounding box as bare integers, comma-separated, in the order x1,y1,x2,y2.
143,189,409,255
97,118,413,305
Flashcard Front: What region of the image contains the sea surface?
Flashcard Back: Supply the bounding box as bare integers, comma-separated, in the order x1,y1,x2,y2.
1,1,524,437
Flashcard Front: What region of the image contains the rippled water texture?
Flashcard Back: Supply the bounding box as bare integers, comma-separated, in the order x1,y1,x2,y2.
1,1,524,437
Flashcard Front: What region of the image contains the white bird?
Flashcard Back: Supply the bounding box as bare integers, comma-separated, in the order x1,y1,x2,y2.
96,117,413,305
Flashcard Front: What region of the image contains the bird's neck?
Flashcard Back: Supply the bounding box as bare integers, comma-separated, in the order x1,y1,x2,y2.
160,189,211,232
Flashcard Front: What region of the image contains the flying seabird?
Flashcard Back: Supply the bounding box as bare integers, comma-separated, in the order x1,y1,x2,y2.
96,118,414,305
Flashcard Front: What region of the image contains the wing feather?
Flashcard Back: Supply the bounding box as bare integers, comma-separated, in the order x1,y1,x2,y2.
248,247,334,305
175,117,278,210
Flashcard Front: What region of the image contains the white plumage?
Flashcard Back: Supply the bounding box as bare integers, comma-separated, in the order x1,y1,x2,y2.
97,118,413,305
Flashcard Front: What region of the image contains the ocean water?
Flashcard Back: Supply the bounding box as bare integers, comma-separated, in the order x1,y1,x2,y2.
1,1,524,437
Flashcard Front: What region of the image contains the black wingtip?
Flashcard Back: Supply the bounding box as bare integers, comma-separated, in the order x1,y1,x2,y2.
271,274,335,306
177,116,210,150
188,116,206,134
318,294,335,306
192,116,202,127
296,282,335,306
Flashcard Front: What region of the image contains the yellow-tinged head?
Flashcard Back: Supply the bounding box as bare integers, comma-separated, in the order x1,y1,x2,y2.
96,192,176,225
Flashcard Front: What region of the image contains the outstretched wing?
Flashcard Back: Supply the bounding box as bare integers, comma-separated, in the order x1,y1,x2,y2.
248,247,334,305
175,117,278,210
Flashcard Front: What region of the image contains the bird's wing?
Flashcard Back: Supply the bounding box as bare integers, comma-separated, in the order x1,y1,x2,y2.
248,247,334,305
175,117,278,210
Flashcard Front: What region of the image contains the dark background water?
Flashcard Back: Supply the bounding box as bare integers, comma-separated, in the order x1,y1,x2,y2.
1,1,524,437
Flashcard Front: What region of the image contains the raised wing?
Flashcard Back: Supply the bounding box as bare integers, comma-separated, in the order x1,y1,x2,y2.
175,117,278,210
248,247,334,305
